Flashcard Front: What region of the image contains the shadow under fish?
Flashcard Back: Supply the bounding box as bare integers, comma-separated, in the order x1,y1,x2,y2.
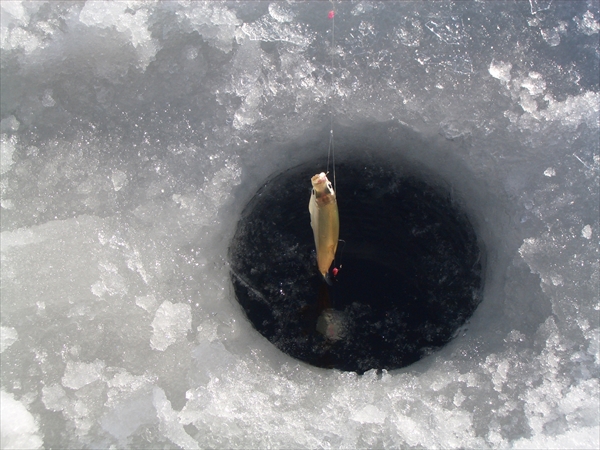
298,278,347,357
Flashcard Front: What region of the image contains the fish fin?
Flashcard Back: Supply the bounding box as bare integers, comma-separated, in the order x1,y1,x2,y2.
324,272,333,286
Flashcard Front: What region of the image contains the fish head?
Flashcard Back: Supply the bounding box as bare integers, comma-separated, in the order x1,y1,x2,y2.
311,172,334,196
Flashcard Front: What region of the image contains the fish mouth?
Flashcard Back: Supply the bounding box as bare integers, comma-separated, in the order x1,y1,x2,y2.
311,172,328,186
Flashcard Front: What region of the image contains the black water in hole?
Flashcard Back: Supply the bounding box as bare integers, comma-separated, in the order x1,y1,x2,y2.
230,159,483,373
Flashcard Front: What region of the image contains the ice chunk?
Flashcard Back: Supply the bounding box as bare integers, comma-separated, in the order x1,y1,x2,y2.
512,426,600,449
80,1,138,45
541,26,561,46
0,115,20,132
1,225,46,249
229,40,264,128
101,371,157,442
489,60,512,84
150,301,192,351
541,21,569,46
521,72,546,96
101,389,156,442
61,360,106,390
238,15,313,49
395,18,423,47
184,46,199,60
351,404,387,424
519,90,538,113
41,89,56,108
41,384,69,412
0,2,28,26
351,2,375,16
484,354,510,392
153,387,200,450
79,1,158,69
8,28,41,53
0,134,17,175
0,390,43,449
91,261,128,297
188,341,238,386
177,3,241,53
0,2,41,54
518,376,600,448
540,91,600,129
574,10,599,36
136,294,158,312
581,225,592,240
0,326,18,353
268,3,294,23
529,0,553,15
111,169,128,191
202,159,242,208
392,405,480,448
543,167,556,177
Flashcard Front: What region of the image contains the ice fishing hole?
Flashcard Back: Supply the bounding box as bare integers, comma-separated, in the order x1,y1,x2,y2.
229,160,483,373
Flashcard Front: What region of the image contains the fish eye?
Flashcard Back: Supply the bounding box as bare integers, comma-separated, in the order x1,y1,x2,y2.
312,189,316,196
327,182,333,191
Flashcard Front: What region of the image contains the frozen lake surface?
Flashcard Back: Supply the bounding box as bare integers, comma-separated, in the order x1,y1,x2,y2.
1,1,598,448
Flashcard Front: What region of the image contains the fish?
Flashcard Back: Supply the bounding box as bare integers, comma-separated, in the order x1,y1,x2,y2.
309,172,339,283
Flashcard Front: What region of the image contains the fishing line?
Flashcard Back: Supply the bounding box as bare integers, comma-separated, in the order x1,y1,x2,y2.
326,1,337,194
336,238,346,270
327,1,341,280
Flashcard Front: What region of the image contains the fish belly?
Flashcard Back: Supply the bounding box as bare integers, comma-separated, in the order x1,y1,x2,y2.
310,198,339,277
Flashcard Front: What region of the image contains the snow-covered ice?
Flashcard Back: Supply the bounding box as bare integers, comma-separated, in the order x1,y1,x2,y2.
1,390,43,449
150,300,192,352
1,1,598,448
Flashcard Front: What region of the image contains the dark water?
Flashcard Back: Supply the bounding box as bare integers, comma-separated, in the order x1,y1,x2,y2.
230,160,483,373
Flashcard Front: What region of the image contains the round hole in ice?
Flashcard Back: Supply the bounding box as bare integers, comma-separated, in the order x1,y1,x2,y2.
229,159,483,373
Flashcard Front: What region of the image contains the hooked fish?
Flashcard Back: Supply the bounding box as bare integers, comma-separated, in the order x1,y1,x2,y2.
309,172,339,283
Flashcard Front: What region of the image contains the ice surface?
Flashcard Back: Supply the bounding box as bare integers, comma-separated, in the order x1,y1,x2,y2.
268,3,295,24
0,390,43,449
0,326,18,353
0,115,19,133
177,3,241,53
0,0,598,448
530,0,554,15
238,14,313,49
489,60,513,84
78,1,158,70
62,360,106,390
100,371,157,442
574,10,600,35
150,300,192,352
153,386,200,450
0,134,16,175
351,404,387,424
